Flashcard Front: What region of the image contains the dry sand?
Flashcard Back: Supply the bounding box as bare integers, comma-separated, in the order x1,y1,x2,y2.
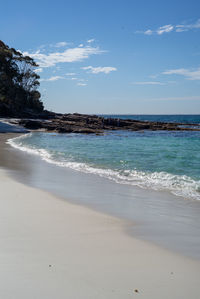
0,168,200,299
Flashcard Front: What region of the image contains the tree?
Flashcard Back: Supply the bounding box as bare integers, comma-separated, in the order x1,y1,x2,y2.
0,40,44,116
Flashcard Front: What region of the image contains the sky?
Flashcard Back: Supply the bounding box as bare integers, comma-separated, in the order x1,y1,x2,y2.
1,0,200,114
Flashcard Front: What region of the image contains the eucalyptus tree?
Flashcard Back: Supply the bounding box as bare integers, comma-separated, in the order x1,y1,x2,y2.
0,40,43,115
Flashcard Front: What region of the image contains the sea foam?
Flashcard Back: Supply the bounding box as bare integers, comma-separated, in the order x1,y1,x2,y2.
7,134,200,201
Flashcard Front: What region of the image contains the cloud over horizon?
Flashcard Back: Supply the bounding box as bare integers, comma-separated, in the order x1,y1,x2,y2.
163,67,200,80
132,81,165,85
151,96,200,101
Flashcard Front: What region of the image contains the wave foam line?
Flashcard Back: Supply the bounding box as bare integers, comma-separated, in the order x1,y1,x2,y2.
7,134,200,201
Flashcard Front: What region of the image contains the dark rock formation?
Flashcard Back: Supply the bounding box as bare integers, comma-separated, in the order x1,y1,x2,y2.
13,113,200,134
19,120,44,130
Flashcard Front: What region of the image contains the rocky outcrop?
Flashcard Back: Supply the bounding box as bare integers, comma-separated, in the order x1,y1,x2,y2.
15,113,200,134
19,120,44,130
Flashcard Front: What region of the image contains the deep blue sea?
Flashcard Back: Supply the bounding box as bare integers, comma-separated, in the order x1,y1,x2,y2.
8,115,200,201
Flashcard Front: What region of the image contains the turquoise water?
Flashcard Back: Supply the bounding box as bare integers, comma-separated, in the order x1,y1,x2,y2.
8,115,200,201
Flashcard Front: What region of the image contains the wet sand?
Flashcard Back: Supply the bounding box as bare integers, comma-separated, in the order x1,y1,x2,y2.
0,157,200,298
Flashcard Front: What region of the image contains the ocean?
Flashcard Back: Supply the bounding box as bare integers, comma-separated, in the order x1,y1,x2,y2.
8,115,200,201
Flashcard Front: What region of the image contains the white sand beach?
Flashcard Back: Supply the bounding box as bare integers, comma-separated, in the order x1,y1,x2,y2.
1,3,200,296
0,163,200,298
1,4,200,296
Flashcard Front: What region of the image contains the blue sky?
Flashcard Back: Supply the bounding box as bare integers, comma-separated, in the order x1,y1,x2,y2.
1,0,200,114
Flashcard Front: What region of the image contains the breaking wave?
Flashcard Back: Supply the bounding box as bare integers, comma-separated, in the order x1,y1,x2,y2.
7,134,200,201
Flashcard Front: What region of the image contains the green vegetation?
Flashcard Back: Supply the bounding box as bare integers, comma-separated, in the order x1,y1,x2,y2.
0,40,44,117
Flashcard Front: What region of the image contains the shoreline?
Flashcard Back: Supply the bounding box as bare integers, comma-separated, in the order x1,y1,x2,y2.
1,146,200,298
1,131,200,261
7,132,200,202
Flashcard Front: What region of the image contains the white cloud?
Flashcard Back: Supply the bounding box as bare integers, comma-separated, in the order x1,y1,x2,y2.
66,72,76,76
144,29,153,35
40,76,64,82
41,75,88,84
54,42,68,48
77,82,87,86
140,24,174,35
132,81,165,85
23,46,103,68
176,19,200,32
139,19,200,35
87,39,95,43
82,66,117,74
163,67,200,80
156,24,174,35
